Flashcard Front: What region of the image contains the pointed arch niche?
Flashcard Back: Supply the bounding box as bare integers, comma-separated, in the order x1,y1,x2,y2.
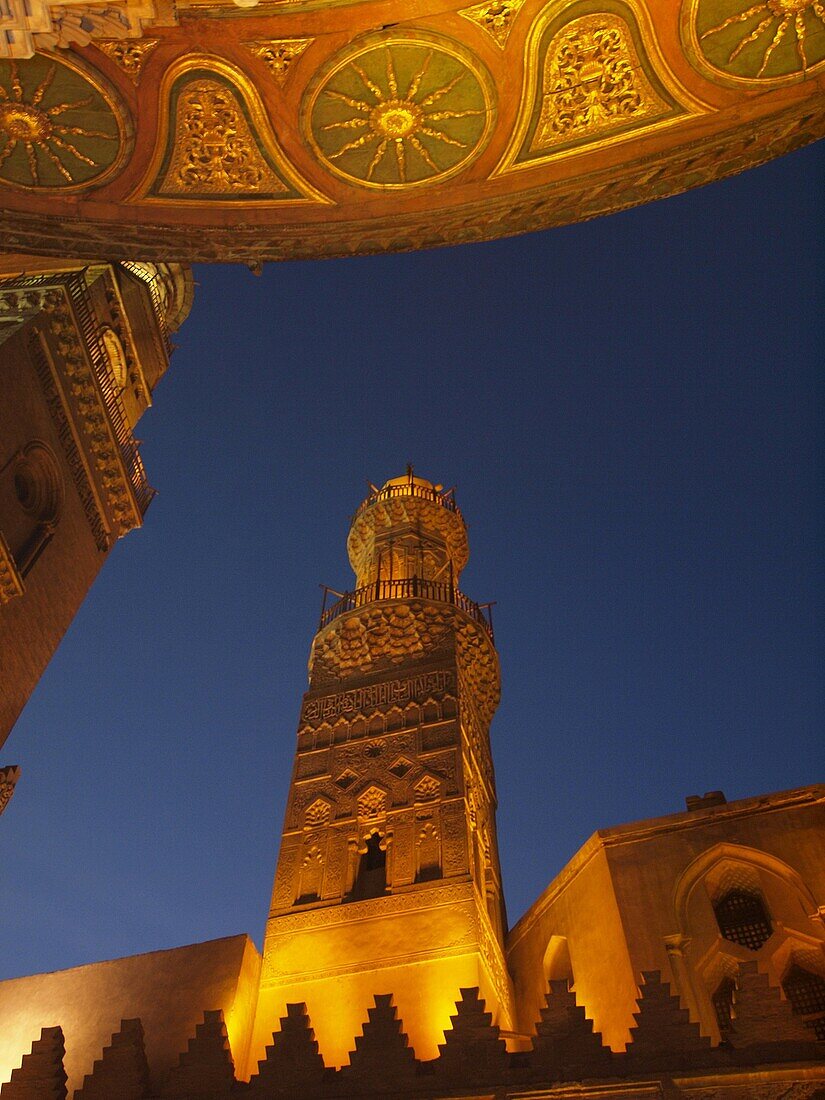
670,842,825,1044
543,934,573,986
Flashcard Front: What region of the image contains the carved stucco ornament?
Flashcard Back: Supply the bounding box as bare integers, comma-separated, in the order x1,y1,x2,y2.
305,33,496,189
497,0,706,174
683,0,825,85
0,52,127,191
95,38,160,84
0,532,24,603
243,38,313,85
357,785,388,820
0,765,21,815
305,797,332,828
457,0,526,48
133,58,330,204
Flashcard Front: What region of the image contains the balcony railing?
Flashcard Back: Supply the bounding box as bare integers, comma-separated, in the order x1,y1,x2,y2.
66,274,156,516
319,577,494,643
121,262,173,353
352,477,461,523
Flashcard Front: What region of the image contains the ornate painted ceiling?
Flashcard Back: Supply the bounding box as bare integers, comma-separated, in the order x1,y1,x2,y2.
0,0,823,260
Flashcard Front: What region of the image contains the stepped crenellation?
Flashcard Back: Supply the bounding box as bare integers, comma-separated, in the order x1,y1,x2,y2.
3,967,823,1099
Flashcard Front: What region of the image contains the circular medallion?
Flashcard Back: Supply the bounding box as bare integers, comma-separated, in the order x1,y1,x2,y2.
0,53,126,191
306,35,495,189
686,0,825,84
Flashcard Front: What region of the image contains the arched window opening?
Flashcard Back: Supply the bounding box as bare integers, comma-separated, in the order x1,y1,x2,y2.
415,822,441,883
713,889,773,951
711,977,735,1036
296,846,324,904
350,832,386,901
783,965,825,1041
542,935,573,988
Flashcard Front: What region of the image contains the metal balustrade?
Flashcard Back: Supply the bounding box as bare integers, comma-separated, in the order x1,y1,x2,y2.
319,576,494,642
352,478,461,522
65,274,156,516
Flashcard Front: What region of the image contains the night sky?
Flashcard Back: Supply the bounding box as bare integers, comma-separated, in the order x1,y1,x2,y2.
2,141,823,980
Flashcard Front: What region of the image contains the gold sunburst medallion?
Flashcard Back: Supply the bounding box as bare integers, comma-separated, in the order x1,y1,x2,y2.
306,37,495,189
0,53,124,191
687,0,825,82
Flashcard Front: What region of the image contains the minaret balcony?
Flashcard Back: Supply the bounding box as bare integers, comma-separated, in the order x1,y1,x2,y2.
351,478,461,522
319,576,494,643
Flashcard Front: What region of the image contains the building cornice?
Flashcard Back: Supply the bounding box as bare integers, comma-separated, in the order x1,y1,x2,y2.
0,269,155,546
506,785,825,953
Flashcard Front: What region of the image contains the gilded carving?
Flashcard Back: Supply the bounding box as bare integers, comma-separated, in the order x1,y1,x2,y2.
3,89,822,260
0,531,24,603
458,0,526,48
305,34,495,189
685,0,825,84
498,0,701,175
0,53,125,191
530,14,671,153
95,39,160,84
136,59,330,204
0,765,21,815
159,77,290,196
244,38,313,85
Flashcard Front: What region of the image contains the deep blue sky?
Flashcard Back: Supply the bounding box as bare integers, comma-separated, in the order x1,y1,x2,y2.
3,142,823,979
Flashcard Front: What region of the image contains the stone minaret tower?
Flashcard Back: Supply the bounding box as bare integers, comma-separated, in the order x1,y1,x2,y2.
251,471,514,1070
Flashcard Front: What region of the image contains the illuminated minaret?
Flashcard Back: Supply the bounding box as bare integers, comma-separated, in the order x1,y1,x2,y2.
251,471,514,1069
